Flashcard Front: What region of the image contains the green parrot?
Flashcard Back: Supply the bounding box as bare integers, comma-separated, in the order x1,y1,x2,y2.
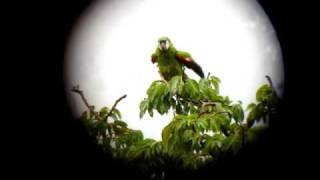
151,36,205,81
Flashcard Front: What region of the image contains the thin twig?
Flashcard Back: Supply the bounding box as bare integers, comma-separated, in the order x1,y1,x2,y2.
105,95,127,120
71,85,127,121
265,75,278,97
71,85,95,115
265,75,273,90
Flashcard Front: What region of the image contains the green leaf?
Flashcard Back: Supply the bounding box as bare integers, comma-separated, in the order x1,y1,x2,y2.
148,108,154,117
232,104,244,123
197,118,209,132
246,110,256,128
224,96,231,105
113,109,122,119
183,79,200,99
205,88,218,101
157,100,170,115
255,103,265,120
146,81,169,116
114,120,127,128
246,125,268,143
210,93,224,102
208,113,230,132
217,113,231,125
221,133,242,155
110,114,119,121
210,75,221,93
204,134,224,153
199,78,212,100
256,84,273,102
162,123,173,149
183,130,193,141
139,99,148,119
99,107,109,117
168,75,184,95
96,121,108,134
246,103,257,111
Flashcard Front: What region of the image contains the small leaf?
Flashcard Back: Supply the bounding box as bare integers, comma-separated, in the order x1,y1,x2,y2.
183,79,200,99
183,130,193,141
210,93,224,102
210,75,221,93
246,110,256,128
110,114,119,121
113,109,122,119
157,101,170,115
224,96,231,105
197,118,209,132
148,108,154,117
139,99,148,119
114,120,128,128
168,76,184,95
221,133,242,155
246,103,257,111
232,104,244,123
256,84,273,102
99,107,109,117
246,125,268,143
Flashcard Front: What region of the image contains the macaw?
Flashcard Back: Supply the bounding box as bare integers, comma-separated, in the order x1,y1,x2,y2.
151,37,205,81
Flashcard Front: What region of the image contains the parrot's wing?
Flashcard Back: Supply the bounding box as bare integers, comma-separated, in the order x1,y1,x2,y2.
175,51,205,78
151,53,157,64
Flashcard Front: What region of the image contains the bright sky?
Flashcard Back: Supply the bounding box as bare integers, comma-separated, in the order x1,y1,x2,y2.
65,0,284,140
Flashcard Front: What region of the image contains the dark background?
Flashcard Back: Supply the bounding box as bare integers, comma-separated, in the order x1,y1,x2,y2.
7,0,314,179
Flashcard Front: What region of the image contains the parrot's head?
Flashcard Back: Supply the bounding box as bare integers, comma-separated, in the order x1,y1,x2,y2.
158,36,172,52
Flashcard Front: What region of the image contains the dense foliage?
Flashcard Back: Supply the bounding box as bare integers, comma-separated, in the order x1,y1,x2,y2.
75,75,279,178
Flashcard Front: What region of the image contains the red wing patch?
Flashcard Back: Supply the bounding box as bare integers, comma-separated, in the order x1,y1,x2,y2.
176,54,193,64
184,57,193,62
151,54,157,63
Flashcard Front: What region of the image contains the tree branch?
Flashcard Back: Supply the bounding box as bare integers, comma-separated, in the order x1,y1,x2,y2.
105,94,127,120
71,85,95,115
71,85,127,121
265,75,278,98
265,75,273,90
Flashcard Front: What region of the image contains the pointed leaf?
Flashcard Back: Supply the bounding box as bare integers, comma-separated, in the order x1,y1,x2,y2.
232,104,244,123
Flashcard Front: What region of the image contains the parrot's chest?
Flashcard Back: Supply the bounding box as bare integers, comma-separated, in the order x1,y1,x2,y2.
156,53,183,79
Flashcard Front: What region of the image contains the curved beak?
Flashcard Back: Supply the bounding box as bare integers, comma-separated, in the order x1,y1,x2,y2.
160,42,167,51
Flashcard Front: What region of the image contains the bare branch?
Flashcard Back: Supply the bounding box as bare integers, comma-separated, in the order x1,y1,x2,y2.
265,75,278,97
71,85,95,115
265,75,273,89
105,95,127,120
71,85,127,121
